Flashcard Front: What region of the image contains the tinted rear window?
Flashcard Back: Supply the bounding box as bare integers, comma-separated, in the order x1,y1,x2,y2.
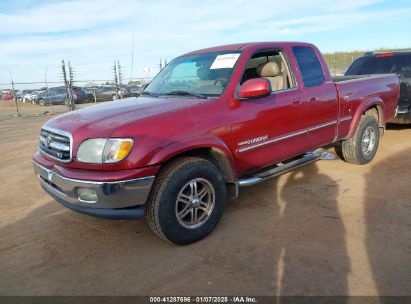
346,54,411,77
292,46,325,87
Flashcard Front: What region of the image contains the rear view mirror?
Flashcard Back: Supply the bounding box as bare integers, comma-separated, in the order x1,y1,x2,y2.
238,78,271,99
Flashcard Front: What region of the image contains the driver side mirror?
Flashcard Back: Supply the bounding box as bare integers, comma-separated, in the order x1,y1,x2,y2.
237,78,271,100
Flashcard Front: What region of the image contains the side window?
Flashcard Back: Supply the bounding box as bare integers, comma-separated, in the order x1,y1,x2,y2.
240,50,295,91
292,46,325,87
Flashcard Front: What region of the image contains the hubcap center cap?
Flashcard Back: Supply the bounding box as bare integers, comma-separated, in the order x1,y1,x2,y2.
191,198,200,207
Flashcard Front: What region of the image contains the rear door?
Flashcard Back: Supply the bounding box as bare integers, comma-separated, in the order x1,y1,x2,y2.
292,46,338,147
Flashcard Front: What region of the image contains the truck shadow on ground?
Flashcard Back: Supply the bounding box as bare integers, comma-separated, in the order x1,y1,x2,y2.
271,164,349,296
386,123,411,131
363,147,411,297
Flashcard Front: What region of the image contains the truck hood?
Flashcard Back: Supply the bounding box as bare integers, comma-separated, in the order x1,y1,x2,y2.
45,96,208,138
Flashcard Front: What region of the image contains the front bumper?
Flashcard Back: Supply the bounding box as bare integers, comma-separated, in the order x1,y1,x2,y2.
33,161,155,219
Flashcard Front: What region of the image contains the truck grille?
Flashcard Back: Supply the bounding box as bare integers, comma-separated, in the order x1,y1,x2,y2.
39,128,72,163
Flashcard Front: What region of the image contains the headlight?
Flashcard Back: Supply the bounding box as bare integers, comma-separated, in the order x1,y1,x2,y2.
77,138,134,164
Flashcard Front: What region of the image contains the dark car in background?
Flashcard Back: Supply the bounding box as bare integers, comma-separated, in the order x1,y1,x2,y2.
35,87,66,105
346,51,411,123
66,86,88,104
84,86,128,102
126,85,143,97
35,86,87,106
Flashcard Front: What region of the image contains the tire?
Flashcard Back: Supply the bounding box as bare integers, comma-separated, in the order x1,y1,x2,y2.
337,115,380,165
112,94,118,101
38,99,46,106
146,157,226,245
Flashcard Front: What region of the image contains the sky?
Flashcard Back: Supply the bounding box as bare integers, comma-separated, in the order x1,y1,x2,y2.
0,0,410,86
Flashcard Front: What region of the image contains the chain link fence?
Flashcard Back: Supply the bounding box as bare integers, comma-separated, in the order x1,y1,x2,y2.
0,77,152,120
322,52,364,76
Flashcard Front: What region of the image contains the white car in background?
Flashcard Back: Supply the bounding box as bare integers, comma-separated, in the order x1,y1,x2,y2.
23,90,44,103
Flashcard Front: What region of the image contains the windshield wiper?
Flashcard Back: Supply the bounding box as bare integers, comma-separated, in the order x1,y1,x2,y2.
141,91,158,97
162,90,207,99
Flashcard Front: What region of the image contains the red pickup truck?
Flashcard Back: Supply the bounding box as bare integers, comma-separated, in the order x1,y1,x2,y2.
33,42,399,244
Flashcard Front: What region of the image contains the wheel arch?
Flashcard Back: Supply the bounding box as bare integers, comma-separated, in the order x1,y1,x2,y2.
147,137,238,184
346,98,384,139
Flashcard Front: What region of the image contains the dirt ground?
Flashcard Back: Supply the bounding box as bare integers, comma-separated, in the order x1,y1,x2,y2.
0,102,410,296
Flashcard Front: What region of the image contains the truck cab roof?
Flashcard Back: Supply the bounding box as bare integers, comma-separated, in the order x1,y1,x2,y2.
183,42,317,56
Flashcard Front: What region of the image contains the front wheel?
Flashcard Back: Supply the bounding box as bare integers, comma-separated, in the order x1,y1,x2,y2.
146,157,226,245
337,115,380,165
38,99,46,106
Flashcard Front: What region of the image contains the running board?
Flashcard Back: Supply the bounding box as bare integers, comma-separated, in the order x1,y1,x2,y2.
237,149,330,187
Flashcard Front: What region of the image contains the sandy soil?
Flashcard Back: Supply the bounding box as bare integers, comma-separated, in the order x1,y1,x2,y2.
0,108,410,296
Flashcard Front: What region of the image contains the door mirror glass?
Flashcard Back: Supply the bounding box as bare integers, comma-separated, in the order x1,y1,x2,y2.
238,78,271,99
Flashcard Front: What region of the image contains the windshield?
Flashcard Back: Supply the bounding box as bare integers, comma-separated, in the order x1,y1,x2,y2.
346,53,411,77
144,51,241,97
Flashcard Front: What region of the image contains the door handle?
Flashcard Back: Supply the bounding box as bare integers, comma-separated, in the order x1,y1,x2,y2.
292,98,301,105
309,97,319,102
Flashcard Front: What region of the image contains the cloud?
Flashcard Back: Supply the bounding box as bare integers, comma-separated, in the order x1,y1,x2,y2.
0,0,139,35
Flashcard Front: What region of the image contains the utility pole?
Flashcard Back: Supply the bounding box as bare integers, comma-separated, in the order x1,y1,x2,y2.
62,60,75,111
130,32,135,82
44,68,53,109
113,61,123,99
118,61,123,99
9,70,20,117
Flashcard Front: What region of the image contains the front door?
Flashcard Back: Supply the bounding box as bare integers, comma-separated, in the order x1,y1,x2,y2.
231,89,310,175
230,49,311,175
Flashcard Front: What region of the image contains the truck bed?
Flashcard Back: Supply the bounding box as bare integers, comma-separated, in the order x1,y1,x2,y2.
333,73,399,139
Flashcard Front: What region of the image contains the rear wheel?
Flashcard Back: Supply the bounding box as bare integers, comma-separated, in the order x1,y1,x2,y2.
337,115,380,165
146,157,226,245
38,99,46,106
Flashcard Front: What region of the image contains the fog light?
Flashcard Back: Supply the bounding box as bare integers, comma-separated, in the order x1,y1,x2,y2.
76,188,98,202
